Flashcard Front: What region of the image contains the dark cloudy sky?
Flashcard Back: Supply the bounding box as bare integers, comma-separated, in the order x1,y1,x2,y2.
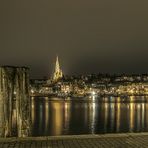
0,0,148,78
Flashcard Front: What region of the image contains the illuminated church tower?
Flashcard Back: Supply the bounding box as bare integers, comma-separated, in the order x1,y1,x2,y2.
53,56,63,81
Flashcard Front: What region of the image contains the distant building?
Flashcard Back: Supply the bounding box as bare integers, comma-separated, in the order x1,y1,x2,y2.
30,79,47,85
53,56,63,81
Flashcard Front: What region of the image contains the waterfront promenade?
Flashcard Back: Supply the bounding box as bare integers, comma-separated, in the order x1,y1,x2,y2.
1,133,148,148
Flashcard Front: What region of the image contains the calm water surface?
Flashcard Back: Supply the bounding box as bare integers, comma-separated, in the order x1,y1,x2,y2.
31,96,148,136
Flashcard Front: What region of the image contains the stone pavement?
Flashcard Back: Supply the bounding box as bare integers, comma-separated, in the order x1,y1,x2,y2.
0,133,148,148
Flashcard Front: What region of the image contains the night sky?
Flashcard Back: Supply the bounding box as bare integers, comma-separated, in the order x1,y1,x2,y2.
0,0,148,78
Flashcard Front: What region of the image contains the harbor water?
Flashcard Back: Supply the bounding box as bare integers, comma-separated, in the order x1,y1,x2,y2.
31,96,148,136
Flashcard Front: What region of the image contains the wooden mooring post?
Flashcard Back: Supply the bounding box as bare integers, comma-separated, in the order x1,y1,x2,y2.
0,66,31,137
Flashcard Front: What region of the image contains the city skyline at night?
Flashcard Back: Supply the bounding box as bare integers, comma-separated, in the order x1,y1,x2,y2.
1,1,148,147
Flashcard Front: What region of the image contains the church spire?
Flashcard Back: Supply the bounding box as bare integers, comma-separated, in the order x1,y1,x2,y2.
53,56,63,81
55,56,60,72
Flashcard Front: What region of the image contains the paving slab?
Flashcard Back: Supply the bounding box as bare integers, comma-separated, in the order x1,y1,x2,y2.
0,133,148,148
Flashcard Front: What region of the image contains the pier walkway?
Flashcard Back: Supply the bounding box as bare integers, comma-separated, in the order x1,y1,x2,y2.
0,133,148,148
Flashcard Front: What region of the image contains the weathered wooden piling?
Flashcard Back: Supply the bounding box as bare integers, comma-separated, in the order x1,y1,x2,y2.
0,66,31,137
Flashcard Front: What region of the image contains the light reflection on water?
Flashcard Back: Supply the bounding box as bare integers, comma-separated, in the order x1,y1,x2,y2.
31,96,148,136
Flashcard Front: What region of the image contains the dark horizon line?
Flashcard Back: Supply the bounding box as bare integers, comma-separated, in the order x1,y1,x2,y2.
31,72,148,80
1,65,148,79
